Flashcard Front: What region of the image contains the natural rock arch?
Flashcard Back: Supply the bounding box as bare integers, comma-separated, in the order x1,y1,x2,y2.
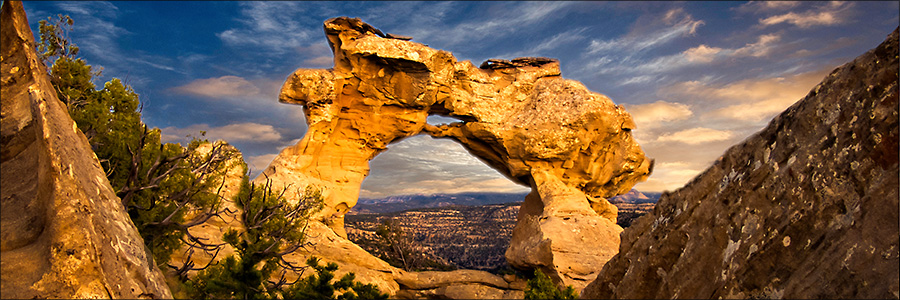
257,17,652,290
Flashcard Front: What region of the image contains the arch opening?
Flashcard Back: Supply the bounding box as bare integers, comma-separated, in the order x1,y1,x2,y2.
346,134,529,272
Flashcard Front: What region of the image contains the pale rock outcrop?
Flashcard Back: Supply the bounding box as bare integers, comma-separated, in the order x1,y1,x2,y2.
0,1,172,298
583,28,899,299
260,16,651,292
395,269,526,299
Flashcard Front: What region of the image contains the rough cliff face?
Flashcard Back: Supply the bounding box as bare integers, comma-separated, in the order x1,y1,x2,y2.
0,1,172,298
583,28,900,299
260,16,651,291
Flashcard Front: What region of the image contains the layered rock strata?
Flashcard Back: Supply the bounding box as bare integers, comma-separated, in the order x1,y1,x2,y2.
260,16,651,291
583,28,900,299
0,1,172,298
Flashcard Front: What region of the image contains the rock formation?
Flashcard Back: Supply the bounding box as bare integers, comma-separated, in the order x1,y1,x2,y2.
582,28,899,299
396,269,526,299
260,16,651,291
0,1,172,298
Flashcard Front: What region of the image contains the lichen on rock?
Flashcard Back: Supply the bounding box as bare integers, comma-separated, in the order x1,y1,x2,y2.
582,28,900,300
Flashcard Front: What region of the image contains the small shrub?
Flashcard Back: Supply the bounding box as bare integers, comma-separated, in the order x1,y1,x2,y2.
524,269,577,300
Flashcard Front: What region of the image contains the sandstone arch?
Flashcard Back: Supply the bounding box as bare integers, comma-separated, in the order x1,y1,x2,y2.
257,16,652,290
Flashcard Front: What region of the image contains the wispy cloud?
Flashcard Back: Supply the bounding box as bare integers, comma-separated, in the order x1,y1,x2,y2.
634,161,705,192
173,76,262,99
360,135,529,198
625,101,693,131
759,1,854,28
734,1,801,14
246,153,278,175
366,1,578,53
42,2,181,87
217,2,320,54
588,8,704,55
161,122,283,144
662,67,831,123
657,127,734,145
500,27,588,58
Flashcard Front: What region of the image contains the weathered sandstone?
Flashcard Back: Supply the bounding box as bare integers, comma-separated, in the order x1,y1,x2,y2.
260,16,651,291
395,269,526,299
583,28,900,299
0,1,172,298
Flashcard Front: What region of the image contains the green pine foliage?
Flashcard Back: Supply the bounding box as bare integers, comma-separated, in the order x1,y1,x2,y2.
283,257,388,300
36,14,242,268
186,180,387,299
38,14,388,299
524,269,578,300
184,178,316,299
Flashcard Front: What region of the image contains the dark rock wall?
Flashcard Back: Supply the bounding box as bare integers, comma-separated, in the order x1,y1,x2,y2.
583,28,899,299
0,1,172,298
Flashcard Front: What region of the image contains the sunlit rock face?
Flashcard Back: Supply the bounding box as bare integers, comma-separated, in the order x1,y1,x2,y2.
262,16,651,291
0,1,172,298
583,28,899,299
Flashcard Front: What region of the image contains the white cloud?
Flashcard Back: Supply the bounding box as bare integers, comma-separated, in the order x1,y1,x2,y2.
620,75,654,86
731,34,781,57
173,76,261,98
579,7,709,78
500,27,588,58
359,135,530,198
531,28,588,55
634,161,705,192
625,101,693,130
662,68,831,123
657,128,734,145
455,2,574,42
625,33,782,75
735,1,801,14
683,44,723,63
360,177,528,199
246,153,278,175
217,2,318,54
759,1,853,28
161,122,282,144
588,8,704,54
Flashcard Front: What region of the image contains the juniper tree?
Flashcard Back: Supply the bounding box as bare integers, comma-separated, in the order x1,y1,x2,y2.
36,14,241,269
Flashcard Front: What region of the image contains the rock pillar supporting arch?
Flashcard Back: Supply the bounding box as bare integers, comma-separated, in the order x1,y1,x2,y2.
257,16,652,291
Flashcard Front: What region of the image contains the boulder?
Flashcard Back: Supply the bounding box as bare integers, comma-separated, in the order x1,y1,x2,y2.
261,16,651,292
582,28,900,299
396,283,524,300
395,269,523,299
0,1,172,298
396,269,510,290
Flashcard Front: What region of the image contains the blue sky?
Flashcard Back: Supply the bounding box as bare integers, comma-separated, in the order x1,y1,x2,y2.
22,1,899,198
